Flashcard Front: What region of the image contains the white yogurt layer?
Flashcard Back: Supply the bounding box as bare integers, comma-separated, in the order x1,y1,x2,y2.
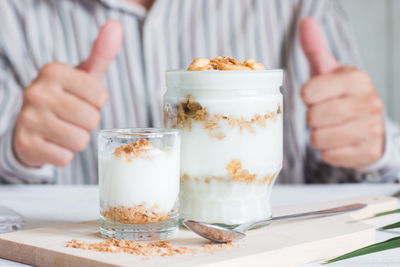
99,146,180,213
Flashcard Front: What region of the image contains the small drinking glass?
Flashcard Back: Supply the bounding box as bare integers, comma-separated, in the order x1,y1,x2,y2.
98,128,180,240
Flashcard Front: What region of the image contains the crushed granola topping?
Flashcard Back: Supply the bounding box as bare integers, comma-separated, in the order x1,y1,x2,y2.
226,159,257,183
262,174,276,186
187,56,265,71
114,139,152,162
102,203,170,224
202,241,239,252
66,238,238,257
212,176,224,182
66,239,198,257
182,173,190,181
277,104,283,115
177,95,209,131
172,94,281,139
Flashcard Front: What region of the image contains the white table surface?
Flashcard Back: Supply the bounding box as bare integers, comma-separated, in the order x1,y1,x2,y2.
0,184,399,267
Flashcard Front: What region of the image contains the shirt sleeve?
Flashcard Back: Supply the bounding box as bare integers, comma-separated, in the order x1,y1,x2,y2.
304,0,400,183
356,117,400,182
0,51,55,184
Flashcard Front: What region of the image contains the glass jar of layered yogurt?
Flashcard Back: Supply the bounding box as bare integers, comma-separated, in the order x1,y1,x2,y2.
98,128,180,240
164,57,283,226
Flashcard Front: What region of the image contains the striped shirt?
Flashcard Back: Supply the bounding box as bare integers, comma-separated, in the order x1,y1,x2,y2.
0,0,399,184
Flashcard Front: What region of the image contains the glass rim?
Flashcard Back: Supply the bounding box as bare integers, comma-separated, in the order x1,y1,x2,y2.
166,69,283,91
97,128,179,138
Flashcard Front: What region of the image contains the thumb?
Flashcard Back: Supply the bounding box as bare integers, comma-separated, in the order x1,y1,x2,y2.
299,17,340,76
78,19,124,80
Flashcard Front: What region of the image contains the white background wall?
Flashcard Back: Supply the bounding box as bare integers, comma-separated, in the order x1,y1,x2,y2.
342,0,400,123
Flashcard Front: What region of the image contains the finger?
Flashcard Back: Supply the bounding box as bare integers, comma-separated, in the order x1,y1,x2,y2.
41,115,90,152
301,66,373,105
32,137,75,167
321,140,383,168
39,63,109,109
299,17,340,76
78,19,124,80
24,110,90,152
307,94,383,128
48,89,101,131
14,129,74,167
310,115,384,150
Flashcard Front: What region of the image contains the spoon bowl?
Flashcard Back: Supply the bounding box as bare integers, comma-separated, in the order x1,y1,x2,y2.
183,203,367,243
183,220,245,243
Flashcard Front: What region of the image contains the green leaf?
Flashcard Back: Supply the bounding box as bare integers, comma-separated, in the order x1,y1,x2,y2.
373,209,400,217
324,236,400,264
379,221,400,230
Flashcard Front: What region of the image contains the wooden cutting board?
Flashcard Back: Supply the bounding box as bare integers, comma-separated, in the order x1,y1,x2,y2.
0,196,397,267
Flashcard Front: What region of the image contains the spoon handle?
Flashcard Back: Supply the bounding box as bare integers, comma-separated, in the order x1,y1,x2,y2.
236,203,366,233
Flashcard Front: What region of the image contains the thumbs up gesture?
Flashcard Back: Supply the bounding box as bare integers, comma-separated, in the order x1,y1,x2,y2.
14,20,123,167
300,17,385,169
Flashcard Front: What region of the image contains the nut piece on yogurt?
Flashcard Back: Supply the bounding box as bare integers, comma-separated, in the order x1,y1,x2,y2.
244,58,266,70
187,57,211,71
187,56,266,71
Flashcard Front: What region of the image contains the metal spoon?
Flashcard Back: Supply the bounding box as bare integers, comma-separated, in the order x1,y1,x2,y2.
183,203,366,243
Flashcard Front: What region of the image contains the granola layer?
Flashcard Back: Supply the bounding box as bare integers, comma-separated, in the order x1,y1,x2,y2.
182,159,277,185
166,94,282,140
102,203,170,224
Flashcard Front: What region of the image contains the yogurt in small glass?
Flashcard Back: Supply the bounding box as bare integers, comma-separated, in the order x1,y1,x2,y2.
98,128,180,240
164,57,283,226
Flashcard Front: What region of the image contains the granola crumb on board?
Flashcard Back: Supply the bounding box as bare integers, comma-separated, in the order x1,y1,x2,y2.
66,238,240,257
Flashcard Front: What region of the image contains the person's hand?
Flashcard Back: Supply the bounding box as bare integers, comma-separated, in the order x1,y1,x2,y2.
13,19,124,167
299,17,385,170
